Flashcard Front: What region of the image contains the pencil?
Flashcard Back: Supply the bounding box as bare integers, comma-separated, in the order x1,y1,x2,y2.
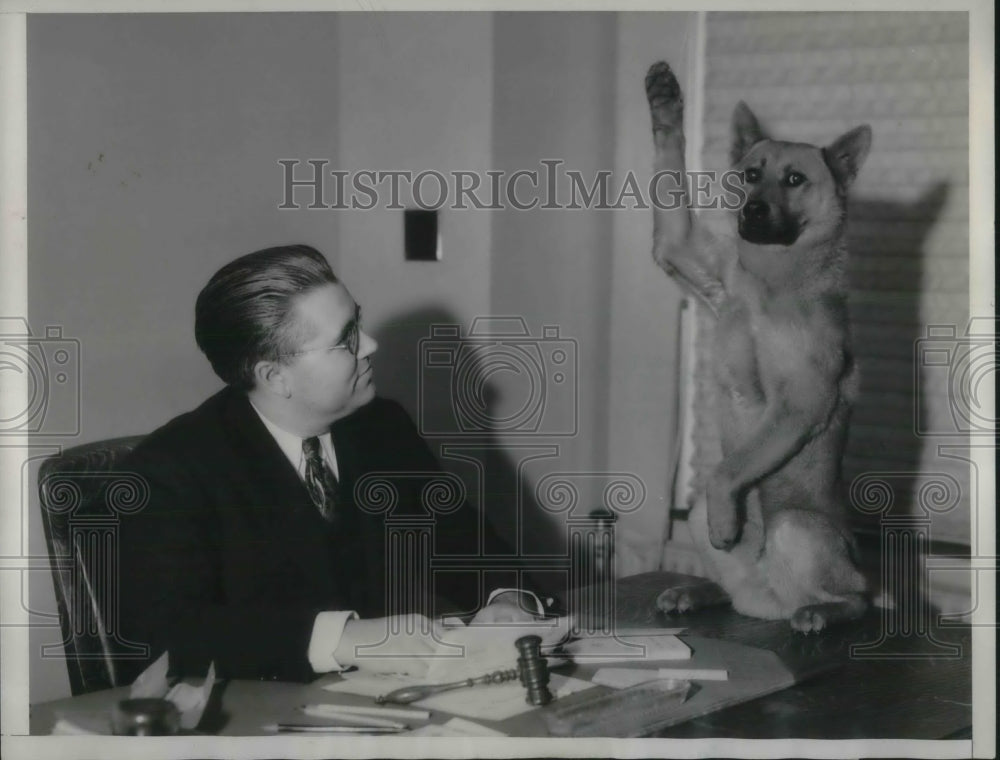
657,667,728,681
275,723,406,734
300,706,407,729
302,703,431,721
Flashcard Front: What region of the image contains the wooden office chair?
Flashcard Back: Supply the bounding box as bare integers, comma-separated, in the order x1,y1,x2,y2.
38,436,147,695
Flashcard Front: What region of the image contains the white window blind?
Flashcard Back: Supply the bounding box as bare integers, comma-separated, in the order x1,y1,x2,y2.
686,11,971,545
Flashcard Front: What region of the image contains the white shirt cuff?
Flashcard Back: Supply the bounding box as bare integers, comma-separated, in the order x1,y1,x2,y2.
308,610,358,673
486,588,549,616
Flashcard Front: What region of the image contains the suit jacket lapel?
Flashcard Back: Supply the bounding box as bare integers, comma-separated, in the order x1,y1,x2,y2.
219,388,335,583
220,388,313,511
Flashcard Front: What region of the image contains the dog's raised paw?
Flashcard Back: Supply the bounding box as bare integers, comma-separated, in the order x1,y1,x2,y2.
790,605,828,634
656,587,695,614
645,61,683,130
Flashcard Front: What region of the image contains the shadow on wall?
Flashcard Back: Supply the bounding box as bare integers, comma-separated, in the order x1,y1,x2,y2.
372,307,567,600
846,181,950,516
846,181,954,615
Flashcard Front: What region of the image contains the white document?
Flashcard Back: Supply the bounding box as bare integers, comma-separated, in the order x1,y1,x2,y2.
128,652,216,730
129,651,170,699
562,634,690,663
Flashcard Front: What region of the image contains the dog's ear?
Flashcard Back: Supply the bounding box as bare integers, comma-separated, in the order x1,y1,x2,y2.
730,101,767,165
823,125,872,189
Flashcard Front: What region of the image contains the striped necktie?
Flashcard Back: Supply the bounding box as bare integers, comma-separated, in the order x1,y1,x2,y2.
302,436,338,524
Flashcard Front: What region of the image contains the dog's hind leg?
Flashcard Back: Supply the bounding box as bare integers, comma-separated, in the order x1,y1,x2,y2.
760,508,869,632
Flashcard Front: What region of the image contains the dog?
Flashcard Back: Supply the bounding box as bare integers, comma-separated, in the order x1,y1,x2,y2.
644,61,872,633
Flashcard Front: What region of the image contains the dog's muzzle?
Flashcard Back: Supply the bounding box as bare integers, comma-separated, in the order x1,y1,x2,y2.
742,200,769,223
738,201,800,246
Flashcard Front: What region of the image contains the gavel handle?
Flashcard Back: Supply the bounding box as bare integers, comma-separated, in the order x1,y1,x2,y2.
375,667,521,705
375,678,476,705
375,678,475,705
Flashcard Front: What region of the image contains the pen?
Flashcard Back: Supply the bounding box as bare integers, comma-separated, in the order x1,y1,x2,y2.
301,703,431,721
657,667,728,681
275,723,406,734
300,706,407,729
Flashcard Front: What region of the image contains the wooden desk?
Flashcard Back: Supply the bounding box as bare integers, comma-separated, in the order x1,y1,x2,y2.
30,572,972,739
615,573,973,740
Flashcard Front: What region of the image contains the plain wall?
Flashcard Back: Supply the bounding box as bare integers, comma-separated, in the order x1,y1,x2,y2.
335,12,494,416
490,12,618,556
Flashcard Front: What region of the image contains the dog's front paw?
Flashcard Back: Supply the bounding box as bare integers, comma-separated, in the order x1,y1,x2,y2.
645,61,684,133
790,605,829,634
656,587,695,614
707,477,741,550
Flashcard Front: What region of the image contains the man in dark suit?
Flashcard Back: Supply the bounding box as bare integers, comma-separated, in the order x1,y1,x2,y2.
117,245,532,684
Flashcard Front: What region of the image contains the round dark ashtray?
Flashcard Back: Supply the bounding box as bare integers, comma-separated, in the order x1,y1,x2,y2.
111,698,181,736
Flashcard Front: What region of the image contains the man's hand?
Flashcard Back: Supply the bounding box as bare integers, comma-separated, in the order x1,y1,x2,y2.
334,614,442,677
470,590,539,625
470,601,536,624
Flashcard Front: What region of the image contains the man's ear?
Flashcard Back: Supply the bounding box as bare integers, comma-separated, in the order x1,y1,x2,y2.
253,360,291,398
730,101,767,165
823,125,872,189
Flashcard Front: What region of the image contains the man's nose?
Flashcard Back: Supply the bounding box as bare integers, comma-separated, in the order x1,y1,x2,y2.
742,200,769,221
358,330,378,359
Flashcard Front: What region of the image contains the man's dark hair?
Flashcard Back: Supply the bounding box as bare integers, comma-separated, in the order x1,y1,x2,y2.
195,244,339,390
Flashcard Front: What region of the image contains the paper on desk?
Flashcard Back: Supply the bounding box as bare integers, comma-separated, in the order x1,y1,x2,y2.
419,673,592,721
562,634,690,663
168,662,216,729
130,651,171,698
128,651,216,730
424,616,573,682
406,717,507,737
323,671,425,699
325,671,594,722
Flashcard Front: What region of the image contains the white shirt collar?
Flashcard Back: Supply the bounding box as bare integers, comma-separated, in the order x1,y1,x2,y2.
248,399,339,480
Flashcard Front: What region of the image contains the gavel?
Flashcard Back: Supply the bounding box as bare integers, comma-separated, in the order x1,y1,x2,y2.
516,634,553,706
375,634,553,706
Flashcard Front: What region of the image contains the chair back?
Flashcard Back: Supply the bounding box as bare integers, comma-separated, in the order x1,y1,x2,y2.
38,436,146,695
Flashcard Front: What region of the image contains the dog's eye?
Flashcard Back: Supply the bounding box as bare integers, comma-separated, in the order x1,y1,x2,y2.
744,167,762,183
785,172,806,187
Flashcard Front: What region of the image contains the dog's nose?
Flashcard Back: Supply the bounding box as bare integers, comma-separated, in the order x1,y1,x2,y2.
742,200,768,222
